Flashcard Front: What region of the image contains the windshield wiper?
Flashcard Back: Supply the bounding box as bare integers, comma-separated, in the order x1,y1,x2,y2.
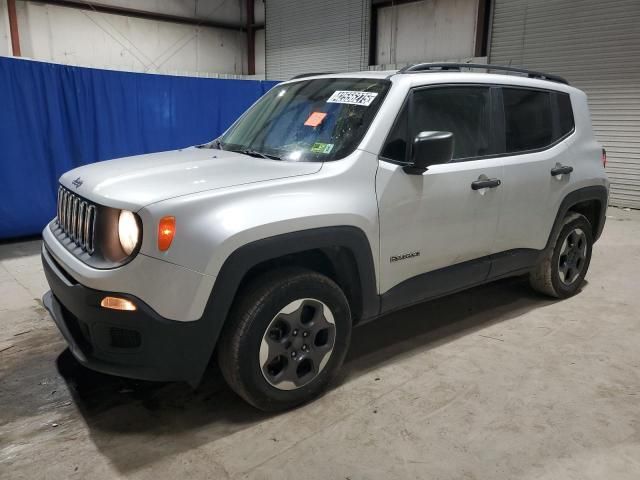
230,148,281,161
197,139,223,150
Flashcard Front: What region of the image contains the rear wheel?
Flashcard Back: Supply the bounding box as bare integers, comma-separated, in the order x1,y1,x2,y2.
530,212,593,298
217,267,351,411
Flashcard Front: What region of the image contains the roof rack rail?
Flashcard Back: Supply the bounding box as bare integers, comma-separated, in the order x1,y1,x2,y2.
396,63,569,85
289,72,333,80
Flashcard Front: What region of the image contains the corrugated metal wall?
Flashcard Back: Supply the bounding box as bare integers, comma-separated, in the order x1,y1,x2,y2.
490,0,640,208
265,0,369,80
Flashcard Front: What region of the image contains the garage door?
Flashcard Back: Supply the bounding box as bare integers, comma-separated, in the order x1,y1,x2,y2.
490,0,640,208
265,0,370,80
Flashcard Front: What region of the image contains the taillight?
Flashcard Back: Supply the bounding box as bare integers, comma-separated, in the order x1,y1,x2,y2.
601,148,607,168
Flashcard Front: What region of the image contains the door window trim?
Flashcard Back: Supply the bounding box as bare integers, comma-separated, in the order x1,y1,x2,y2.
378,83,576,166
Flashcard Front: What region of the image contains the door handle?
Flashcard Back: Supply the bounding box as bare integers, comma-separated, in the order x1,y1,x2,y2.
550,165,573,176
471,178,501,190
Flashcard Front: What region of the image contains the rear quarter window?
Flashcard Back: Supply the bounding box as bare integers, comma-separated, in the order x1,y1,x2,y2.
557,92,575,137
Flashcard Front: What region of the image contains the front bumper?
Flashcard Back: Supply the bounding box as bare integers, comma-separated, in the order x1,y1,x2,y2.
42,221,215,322
42,246,213,386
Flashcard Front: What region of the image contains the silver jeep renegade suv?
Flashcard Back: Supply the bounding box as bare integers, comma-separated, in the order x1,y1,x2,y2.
42,63,609,411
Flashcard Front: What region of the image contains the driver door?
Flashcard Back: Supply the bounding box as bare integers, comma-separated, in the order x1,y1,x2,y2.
376,85,504,309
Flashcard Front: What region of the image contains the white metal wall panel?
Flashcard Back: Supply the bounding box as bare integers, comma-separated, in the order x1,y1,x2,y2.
376,0,478,65
265,0,370,80
12,1,247,76
0,0,11,56
490,0,640,208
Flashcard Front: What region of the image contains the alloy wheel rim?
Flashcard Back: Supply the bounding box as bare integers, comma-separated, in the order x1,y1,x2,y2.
259,299,336,391
558,227,587,286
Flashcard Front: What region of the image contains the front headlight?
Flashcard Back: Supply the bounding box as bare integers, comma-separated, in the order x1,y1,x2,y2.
118,210,140,255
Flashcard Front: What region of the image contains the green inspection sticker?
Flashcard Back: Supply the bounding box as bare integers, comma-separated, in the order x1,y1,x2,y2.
311,142,334,154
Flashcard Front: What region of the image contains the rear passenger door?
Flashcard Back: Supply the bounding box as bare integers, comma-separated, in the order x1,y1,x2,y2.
376,85,504,299
493,87,576,269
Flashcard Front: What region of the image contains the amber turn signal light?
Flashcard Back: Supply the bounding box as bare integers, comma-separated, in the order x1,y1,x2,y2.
158,216,176,251
101,296,137,311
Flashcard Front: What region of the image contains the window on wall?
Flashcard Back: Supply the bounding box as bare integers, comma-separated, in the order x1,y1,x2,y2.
411,86,493,160
502,88,553,153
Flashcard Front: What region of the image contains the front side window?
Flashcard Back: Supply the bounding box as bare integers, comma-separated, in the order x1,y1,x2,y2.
412,86,493,161
381,86,493,163
219,78,390,162
380,103,408,163
503,88,553,153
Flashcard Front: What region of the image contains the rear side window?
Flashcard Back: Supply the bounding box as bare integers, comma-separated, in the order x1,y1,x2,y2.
557,93,575,137
503,88,553,152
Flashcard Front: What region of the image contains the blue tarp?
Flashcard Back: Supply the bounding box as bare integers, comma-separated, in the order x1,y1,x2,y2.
0,57,277,239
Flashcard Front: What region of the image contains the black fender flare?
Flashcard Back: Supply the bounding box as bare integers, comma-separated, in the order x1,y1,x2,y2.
546,185,609,249
188,226,379,385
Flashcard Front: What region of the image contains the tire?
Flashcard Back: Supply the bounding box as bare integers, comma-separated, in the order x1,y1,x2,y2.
529,212,593,298
217,267,352,411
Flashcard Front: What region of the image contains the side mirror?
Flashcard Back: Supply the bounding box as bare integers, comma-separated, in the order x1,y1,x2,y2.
403,131,454,175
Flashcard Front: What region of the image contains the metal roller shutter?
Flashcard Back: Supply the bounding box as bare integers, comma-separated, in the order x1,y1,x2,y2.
265,0,370,80
490,0,640,208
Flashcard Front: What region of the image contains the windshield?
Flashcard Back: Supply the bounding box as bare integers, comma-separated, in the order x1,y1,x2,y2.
218,78,390,162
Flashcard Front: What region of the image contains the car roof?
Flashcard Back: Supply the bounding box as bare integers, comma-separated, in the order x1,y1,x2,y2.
280,69,577,94
285,70,396,81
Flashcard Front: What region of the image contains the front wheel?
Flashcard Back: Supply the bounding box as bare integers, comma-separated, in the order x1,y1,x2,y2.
217,267,352,411
530,212,593,298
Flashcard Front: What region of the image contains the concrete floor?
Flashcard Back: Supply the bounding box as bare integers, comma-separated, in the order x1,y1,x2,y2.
1,208,639,480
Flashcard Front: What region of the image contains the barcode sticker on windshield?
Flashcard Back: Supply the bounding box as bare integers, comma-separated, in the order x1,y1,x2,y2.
327,90,378,106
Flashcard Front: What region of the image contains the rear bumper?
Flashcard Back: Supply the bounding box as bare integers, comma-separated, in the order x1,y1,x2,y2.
42,246,213,386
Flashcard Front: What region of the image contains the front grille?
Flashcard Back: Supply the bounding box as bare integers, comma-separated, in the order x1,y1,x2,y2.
56,186,97,254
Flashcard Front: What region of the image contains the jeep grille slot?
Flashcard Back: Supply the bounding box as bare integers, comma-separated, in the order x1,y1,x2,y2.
56,186,96,254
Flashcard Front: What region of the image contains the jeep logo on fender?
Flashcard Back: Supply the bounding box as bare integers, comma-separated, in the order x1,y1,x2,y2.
390,251,420,263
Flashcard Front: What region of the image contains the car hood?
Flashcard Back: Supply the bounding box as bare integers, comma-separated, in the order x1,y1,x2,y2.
59,147,322,211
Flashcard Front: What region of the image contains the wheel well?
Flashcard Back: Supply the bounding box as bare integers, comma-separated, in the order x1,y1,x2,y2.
568,199,602,236
234,247,365,323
